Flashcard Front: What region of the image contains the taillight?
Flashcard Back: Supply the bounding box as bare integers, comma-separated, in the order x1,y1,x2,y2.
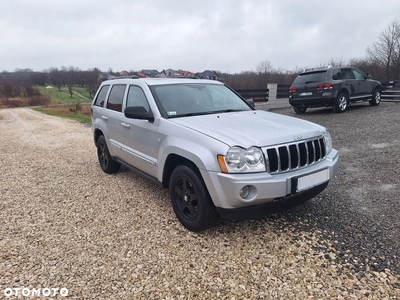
317,83,332,90
289,86,296,92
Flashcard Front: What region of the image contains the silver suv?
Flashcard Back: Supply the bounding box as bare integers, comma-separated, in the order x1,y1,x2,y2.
91,78,338,231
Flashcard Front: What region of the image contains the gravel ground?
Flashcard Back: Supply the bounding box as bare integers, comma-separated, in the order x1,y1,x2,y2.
0,105,399,299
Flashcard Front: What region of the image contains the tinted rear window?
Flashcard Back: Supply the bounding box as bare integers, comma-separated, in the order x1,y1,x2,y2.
293,71,326,85
106,85,126,112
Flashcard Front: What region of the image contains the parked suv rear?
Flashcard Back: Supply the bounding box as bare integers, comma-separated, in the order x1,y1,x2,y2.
289,66,382,113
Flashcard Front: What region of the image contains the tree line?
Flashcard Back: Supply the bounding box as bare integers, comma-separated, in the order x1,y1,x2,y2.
1,19,399,101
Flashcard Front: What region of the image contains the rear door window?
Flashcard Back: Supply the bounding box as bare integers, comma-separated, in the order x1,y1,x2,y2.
106,85,126,112
332,70,342,80
352,68,367,80
341,68,356,80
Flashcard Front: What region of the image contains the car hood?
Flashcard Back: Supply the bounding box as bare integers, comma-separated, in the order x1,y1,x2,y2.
169,110,325,148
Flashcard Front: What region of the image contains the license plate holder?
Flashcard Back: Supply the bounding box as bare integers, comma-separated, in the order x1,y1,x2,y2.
292,169,329,193
299,92,312,96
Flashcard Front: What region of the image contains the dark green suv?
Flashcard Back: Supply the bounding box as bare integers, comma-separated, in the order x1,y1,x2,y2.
289,66,382,113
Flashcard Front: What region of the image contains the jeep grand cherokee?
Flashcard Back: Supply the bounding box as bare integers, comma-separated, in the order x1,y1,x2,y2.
92,78,338,231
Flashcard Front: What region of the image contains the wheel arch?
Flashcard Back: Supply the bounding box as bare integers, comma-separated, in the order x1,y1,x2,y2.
337,87,349,97
93,128,104,146
373,85,382,93
162,154,202,189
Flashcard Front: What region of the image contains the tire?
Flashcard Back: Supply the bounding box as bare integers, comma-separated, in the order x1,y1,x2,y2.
169,165,218,231
333,93,348,113
293,106,307,114
96,135,120,174
369,88,381,106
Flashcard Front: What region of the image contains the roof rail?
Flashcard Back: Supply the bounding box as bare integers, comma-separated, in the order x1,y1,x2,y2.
302,66,332,73
108,75,139,80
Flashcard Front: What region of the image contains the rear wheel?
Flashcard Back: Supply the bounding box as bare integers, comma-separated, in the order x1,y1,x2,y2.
293,106,307,114
96,135,120,174
169,165,218,231
333,93,348,113
369,88,381,106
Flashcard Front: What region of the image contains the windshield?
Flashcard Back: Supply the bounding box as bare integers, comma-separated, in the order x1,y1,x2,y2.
149,83,253,118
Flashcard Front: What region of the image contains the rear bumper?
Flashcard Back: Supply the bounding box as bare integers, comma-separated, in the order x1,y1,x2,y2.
289,97,335,108
289,91,338,108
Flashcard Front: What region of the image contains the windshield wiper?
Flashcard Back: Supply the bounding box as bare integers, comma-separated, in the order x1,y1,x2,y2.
169,109,245,118
215,109,244,113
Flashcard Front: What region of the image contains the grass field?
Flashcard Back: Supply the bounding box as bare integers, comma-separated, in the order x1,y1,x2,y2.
31,86,92,123
0,85,93,123
37,86,92,104
34,103,92,124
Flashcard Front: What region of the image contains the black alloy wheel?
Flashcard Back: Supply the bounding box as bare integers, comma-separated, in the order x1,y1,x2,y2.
169,165,217,231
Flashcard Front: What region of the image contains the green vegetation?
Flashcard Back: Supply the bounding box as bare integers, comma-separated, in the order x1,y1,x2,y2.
37,86,92,104
33,86,92,123
34,103,92,124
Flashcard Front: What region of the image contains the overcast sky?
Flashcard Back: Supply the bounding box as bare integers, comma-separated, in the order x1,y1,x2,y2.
1,0,399,74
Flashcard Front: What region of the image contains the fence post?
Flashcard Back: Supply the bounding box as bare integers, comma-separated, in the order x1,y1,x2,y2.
267,83,277,102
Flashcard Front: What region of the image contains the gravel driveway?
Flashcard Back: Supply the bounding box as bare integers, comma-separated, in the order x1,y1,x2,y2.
0,105,399,299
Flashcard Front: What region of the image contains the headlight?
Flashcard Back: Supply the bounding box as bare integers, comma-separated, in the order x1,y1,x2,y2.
323,131,332,155
219,146,266,173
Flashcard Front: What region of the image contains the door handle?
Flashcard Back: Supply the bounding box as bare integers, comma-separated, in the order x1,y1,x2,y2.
101,116,108,120
121,123,130,129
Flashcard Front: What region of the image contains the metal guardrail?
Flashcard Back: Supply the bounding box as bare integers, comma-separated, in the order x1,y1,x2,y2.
235,88,269,102
236,81,400,104
381,80,400,102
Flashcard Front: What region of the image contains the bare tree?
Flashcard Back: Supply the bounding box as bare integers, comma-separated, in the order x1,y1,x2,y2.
256,59,274,87
65,66,79,98
49,68,63,91
367,20,400,80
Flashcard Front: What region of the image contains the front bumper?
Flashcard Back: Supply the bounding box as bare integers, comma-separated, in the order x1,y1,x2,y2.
216,181,328,220
201,149,338,216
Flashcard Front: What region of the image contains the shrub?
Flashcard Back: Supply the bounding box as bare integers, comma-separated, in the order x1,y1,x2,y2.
28,95,51,106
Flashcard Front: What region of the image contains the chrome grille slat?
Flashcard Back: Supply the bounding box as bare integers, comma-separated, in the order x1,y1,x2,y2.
265,137,326,174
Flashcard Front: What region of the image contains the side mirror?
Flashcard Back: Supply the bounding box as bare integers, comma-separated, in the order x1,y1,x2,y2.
124,106,154,122
367,74,372,79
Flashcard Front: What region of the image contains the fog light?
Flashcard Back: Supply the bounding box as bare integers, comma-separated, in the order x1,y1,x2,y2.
239,185,250,199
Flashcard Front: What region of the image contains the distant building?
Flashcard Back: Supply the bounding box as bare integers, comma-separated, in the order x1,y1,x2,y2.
196,70,220,80
135,72,148,78
141,69,160,77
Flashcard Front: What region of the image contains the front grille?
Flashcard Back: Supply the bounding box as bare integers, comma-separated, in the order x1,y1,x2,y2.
265,137,326,173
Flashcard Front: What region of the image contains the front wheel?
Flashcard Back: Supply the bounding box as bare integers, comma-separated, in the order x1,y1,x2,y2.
333,93,348,113
369,89,381,106
169,165,218,231
96,135,120,174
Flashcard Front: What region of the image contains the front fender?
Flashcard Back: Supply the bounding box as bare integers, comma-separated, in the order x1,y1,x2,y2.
157,136,228,181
